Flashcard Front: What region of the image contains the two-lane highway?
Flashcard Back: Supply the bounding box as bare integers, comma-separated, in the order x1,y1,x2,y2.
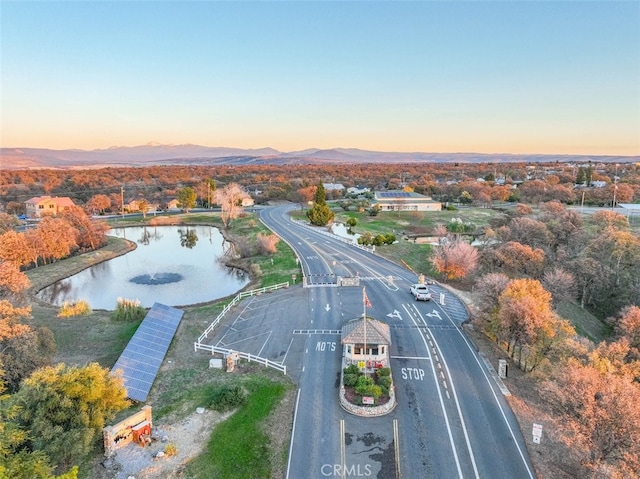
253,204,536,478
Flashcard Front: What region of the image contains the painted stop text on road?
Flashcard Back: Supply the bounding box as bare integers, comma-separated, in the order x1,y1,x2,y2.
401,367,425,380
316,341,336,352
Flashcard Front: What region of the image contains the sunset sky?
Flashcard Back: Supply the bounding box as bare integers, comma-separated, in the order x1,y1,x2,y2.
1,1,639,155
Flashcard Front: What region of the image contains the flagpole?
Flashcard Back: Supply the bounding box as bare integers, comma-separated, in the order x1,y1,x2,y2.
363,287,367,375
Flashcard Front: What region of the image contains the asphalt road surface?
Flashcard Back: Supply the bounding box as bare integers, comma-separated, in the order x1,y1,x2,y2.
202,204,536,479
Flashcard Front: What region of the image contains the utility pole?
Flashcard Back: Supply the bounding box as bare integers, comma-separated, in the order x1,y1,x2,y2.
612,163,618,210
121,186,124,218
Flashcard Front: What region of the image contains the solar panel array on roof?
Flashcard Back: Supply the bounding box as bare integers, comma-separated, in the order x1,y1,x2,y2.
111,303,184,402
378,192,411,198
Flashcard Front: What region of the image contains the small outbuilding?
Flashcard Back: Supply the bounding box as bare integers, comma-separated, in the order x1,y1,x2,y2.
341,317,391,371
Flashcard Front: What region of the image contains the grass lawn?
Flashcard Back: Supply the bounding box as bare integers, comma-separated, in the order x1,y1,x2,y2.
184,376,288,479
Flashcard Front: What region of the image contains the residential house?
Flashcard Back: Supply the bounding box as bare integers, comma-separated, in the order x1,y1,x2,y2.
323,183,345,192
25,196,75,218
347,185,371,196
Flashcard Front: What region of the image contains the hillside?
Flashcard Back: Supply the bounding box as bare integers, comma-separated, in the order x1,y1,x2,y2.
1,144,636,169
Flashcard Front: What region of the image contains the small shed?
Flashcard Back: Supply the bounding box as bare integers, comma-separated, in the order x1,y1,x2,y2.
342,317,391,370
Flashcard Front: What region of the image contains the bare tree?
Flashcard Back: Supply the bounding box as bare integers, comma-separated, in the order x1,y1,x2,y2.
214,183,251,228
542,268,577,306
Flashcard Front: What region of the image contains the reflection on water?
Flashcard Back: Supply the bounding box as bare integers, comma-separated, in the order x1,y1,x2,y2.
178,227,198,249
37,225,249,310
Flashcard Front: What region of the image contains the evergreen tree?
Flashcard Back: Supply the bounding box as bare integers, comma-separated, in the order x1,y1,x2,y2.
306,182,334,226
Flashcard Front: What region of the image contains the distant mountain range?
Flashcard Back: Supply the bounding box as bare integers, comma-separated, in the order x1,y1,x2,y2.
1,143,637,169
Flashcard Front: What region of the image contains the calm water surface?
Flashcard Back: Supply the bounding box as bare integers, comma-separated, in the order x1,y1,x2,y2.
37,225,249,310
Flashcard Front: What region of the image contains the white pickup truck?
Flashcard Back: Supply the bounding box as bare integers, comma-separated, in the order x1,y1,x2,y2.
410,284,432,301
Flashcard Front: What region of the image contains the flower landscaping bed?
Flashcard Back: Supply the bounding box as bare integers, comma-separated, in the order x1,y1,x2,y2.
342,364,392,407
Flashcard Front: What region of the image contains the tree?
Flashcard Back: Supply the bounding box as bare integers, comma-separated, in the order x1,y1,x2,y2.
497,217,552,251
473,272,510,315
295,185,316,211
0,261,30,302
177,186,197,212
0,231,33,267
0,213,20,235
0,326,56,394
615,306,640,351
214,183,251,228
137,199,150,218
85,194,111,215
542,268,577,306
60,206,108,251
487,241,545,278
543,360,640,475
15,363,129,470
430,238,479,281
33,217,78,264
592,210,629,232
306,182,334,226
0,381,78,479
496,279,558,368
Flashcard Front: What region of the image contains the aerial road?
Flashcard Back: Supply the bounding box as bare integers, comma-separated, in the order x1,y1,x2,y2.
227,204,536,478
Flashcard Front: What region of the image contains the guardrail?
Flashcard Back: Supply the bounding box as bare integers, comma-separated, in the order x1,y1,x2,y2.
195,282,289,344
194,344,286,375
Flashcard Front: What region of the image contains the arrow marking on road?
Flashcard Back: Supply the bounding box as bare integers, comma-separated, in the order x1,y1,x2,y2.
426,309,442,320
325,304,331,312
387,310,402,320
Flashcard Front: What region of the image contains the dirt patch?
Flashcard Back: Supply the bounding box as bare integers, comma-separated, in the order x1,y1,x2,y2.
96,408,234,479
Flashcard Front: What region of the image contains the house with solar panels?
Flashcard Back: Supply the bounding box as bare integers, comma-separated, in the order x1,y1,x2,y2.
373,190,442,212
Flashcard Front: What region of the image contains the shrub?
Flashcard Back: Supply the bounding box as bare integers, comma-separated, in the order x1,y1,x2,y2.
256,232,280,255
343,364,360,376
343,373,359,387
346,217,357,227
376,367,391,377
358,232,373,246
111,298,145,322
372,234,386,246
355,375,375,396
207,385,245,412
57,300,92,318
377,376,392,394
164,443,178,456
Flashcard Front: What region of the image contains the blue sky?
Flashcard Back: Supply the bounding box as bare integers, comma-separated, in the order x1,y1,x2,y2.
1,1,639,155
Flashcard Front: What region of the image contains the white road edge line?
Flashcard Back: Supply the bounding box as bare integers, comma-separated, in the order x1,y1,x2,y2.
340,419,346,479
285,388,301,479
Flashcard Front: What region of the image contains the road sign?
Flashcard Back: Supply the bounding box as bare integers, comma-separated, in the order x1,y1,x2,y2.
358,361,366,369
362,396,374,405
532,423,543,444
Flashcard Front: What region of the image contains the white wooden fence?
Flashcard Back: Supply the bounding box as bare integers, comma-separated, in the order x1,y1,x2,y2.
194,282,290,375
194,344,286,374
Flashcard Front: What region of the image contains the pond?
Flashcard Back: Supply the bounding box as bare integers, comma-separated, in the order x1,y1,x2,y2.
36,225,249,310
